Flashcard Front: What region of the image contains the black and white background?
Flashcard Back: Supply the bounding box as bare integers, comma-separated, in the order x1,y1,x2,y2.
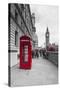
0,0,60,90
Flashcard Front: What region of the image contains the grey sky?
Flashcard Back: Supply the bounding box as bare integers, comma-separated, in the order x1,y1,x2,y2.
30,5,59,47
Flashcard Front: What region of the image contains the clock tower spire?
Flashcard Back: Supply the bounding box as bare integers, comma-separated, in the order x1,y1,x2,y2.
45,27,50,49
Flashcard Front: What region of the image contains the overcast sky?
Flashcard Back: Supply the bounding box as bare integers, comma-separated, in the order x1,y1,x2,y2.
30,5,59,47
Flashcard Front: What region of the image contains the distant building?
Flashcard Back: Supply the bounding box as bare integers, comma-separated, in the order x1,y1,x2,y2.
8,4,38,67
45,27,50,49
51,43,58,51
45,27,58,51
32,13,38,49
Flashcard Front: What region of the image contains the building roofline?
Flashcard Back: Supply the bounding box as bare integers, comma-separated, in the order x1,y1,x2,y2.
27,5,34,28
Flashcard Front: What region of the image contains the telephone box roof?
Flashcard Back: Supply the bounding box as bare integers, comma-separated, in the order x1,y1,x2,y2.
20,35,31,40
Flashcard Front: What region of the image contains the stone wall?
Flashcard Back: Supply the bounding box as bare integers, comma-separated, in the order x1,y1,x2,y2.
47,51,58,66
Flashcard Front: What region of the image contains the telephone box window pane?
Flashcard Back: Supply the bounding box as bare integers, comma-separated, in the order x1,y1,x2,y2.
23,45,28,63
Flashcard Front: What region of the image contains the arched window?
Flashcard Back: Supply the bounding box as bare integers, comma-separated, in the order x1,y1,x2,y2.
15,10,18,22
15,31,18,47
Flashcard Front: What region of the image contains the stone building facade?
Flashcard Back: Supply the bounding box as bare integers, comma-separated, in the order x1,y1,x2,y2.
31,13,38,49
8,4,38,67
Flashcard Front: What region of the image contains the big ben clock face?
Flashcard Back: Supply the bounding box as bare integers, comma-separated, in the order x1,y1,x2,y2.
46,34,49,37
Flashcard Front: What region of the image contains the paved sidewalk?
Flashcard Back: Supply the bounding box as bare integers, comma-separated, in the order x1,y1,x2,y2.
11,57,58,87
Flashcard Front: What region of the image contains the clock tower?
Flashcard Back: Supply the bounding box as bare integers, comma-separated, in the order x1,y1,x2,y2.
45,27,49,49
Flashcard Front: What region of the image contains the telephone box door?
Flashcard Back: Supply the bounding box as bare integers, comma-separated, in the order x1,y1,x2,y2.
20,35,32,69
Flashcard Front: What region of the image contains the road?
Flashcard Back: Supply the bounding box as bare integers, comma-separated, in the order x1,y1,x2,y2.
11,57,58,87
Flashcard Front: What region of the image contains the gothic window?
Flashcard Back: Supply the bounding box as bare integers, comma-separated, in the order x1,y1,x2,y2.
21,4,24,10
15,10,18,22
15,31,18,47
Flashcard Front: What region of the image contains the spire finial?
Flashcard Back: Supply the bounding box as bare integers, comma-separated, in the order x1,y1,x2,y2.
47,27,48,32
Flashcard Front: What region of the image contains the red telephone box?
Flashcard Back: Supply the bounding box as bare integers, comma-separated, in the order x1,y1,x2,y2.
20,35,32,69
